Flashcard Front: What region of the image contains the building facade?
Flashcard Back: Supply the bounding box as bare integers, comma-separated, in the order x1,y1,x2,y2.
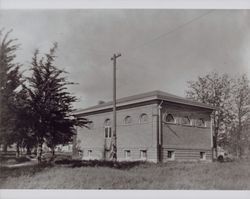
74,91,214,163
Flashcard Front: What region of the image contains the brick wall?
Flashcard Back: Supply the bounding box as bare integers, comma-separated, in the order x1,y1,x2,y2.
76,103,159,162
162,148,212,162
161,101,213,162
75,100,213,163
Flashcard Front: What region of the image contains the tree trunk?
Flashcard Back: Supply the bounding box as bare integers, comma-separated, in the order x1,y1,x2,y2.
72,134,78,157
37,142,43,163
16,143,20,158
237,126,242,159
33,146,37,155
3,144,7,153
51,147,55,157
236,136,239,159
26,146,31,155
213,112,219,159
214,127,219,158
235,114,242,159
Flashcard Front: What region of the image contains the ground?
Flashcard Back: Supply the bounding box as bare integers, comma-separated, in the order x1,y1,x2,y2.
1,158,250,189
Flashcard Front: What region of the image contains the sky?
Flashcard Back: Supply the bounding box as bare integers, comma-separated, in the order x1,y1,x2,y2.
0,9,250,109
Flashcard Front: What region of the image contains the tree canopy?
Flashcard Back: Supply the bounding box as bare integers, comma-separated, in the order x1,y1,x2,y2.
186,72,250,158
24,43,89,161
0,29,22,151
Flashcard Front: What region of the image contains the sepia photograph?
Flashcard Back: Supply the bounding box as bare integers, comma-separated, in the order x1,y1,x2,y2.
0,1,250,194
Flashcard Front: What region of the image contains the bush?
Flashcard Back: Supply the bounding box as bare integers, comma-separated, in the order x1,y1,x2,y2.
16,157,31,163
1,156,31,165
54,159,146,169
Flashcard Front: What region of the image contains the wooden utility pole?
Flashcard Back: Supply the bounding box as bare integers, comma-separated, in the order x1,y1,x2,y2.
111,53,121,161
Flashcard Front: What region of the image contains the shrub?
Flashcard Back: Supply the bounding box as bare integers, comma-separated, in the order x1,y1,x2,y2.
54,159,146,169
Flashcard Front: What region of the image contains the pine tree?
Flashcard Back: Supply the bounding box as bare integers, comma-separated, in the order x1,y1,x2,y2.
25,43,88,162
14,88,36,156
0,29,22,152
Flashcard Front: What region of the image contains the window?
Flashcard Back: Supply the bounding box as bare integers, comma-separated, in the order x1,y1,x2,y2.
196,118,205,127
124,150,131,159
167,150,175,160
104,119,112,138
140,150,147,160
88,150,92,157
165,114,175,123
181,116,190,125
104,127,112,138
104,119,111,126
140,113,149,123
200,152,206,160
124,116,132,125
78,150,83,157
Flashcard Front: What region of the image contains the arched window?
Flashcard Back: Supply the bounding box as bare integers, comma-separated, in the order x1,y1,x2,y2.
197,118,205,127
165,114,175,123
181,116,191,125
124,116,132,125
140,113,148,123
104,119,111,138
104,119,111,127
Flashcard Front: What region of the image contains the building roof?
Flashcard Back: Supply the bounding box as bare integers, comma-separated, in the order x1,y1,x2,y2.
74,90,215,115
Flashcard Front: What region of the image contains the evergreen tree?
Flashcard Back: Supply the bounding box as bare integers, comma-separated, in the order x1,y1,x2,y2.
25,43,88,162
14,88,36,156
0,29,22,151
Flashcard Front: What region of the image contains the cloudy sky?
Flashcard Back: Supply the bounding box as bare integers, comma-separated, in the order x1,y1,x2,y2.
0,9,250,109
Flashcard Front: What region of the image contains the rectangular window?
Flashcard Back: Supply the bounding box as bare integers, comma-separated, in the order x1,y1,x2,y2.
105,128,108,138
109,128,112,138
200,152,206,160
78,150,83,157
140,150,147,160
105,127,112,138
88,150,92,157
124,150,131,159
167,150,175,160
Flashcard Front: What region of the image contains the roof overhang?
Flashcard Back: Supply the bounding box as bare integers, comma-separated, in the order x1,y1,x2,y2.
74,91,215,116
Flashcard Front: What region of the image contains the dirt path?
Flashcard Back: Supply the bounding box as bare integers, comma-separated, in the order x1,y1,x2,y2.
2,159,38,168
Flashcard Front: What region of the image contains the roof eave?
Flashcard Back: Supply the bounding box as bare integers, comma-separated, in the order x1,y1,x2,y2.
74,96,214,115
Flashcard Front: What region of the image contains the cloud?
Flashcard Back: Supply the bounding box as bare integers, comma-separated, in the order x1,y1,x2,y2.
0,10,249,109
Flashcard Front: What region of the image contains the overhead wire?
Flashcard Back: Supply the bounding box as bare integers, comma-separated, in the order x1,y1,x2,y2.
122,10,214,56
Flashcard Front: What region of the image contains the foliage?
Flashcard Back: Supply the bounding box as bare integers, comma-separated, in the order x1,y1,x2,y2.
186,72,234,156
186,72,250,158
24,43,89,161
13,88,36,151
227,74,250,157
0,29,22,150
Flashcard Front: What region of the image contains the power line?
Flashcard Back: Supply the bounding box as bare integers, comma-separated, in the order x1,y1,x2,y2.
123,10,214,54
62,11,214,72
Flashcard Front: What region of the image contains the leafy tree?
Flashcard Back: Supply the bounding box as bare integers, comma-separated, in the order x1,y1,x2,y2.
229,74,250,158
25,43,88,162
186,72,234,157
0,29,22,152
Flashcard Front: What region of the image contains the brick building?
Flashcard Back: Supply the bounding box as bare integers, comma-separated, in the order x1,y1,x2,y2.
74,90,214,163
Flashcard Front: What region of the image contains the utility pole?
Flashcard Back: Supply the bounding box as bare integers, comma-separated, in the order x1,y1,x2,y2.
111,53,121,161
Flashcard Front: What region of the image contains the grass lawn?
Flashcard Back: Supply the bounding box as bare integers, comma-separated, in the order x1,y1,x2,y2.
0,159,250,189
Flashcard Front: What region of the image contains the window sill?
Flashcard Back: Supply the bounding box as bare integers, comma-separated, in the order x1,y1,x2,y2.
164,122,177,125
196,126,208,129
181,124,192,127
